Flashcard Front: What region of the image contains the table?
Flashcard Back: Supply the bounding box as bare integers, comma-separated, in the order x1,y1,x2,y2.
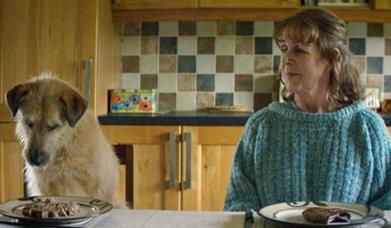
0,209,390,227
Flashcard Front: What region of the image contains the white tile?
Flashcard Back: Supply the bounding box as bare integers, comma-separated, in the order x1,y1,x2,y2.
158,73,177,92
122,73,140,89
273,41,281,55
347,22,367,37
121,37,140,55
385,56,391,75
253,74,274,93
234,92,254,112
385,23,391,37
215,36,235,55
366,37,385,56
234,55,254,74
159,21,178,36
254,21,274,36
197,21,217,36
176,92,196,111
140,55,158,74
178,36,197,55
196,55,216,74
215,73,234,92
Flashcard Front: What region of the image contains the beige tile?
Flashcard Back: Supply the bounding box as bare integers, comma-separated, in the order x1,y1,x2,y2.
253,74,274,93
178,36,197,54
236,37,254,54
366,37,385,56
216,56,234,73
178,73,196,91
254,21,273,36
122,37,140,55
215,73,234,92
159,21,178,36
197,21,216,36
141,37,158,54
367,75,384,90
197,55,215,74
122,73,140,89
384,56,391,75
196,92,214,109
176,92,196,111
347,22,367,37
254,55,272,74
158,73,177,92
217,21,235,35
159,93,176,111
140,74,158,89
140,55,158,74
235,55,253,74
159,55,177,73
215,36,235,55
234,92,253,111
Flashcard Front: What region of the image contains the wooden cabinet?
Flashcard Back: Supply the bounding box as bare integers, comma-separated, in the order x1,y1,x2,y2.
0,124,24,202
0,0,121,122
199,0,299,8
101,125,243,211
0,0,121,202
113,0,198,9
112,0,391,22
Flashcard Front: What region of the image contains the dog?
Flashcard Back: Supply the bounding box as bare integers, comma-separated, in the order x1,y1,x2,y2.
5,73,121,207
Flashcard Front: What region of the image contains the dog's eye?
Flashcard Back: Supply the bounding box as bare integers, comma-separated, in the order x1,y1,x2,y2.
47,124,60,132
25,120,34,128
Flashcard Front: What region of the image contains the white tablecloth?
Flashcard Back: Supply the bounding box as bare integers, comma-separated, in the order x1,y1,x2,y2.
0,209,389,227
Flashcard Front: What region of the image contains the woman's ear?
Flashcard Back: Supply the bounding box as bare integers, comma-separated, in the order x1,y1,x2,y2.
332,48,341,60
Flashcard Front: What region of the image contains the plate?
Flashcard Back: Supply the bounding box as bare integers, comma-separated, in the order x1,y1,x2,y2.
0,196,112,225
259,201,383,227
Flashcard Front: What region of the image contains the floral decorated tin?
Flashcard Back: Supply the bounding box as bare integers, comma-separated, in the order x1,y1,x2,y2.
110,89,157,113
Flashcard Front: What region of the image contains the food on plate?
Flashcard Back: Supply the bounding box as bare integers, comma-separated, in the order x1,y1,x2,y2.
22,198,80,219
302,207,351,224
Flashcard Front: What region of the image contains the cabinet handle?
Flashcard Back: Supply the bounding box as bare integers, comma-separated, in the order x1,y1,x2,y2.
83,58,93,104
166,131,177,189
182,132,192,190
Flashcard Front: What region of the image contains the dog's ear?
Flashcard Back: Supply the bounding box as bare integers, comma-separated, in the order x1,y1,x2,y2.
5,84,29,116
61,91,88,127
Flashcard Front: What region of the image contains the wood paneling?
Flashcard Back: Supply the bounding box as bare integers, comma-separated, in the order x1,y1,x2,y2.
0,124,23,203
199,0,299,8
113,0,198,9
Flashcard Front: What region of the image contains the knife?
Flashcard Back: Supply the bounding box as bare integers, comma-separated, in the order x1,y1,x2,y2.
244,209,254,228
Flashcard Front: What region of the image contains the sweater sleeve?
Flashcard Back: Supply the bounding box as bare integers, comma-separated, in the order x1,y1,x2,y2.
224,115,263,211
366,115,391,210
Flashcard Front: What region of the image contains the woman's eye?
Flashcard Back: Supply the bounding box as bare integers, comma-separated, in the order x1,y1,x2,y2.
280,46,288,53
47,124,60,132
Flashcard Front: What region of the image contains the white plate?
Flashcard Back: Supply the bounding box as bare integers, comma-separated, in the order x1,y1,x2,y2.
259,201,383,227
0,196,112,225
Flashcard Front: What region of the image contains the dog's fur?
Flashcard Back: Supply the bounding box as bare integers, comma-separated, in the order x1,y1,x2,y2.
5,74,120,207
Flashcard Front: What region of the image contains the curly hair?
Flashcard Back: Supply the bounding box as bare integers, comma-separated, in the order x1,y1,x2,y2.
274,8,363,105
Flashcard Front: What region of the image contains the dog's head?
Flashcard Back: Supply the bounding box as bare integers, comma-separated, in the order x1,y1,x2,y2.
5,75,88,167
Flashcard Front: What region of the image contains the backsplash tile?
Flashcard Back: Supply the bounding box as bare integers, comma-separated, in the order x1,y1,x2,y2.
121,21,391,112
216,93,234,106
236,22,254,36
179,22,196,36
142,22,159,36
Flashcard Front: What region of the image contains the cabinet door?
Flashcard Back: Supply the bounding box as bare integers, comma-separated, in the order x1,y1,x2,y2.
181,126,243,211
113,0,198,9
0,124,24,202
199,0,299,8
375,0,391,10
101,125,182,210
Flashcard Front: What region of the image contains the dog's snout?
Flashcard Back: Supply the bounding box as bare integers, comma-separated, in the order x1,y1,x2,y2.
30,150,45,166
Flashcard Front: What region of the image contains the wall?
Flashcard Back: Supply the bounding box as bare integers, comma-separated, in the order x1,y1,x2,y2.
120,21,391,112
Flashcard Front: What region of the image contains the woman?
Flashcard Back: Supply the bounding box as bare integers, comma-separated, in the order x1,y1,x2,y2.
224,8,391,211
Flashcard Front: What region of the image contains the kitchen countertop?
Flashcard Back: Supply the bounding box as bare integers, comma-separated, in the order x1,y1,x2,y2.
98,111,252,126
99,111,391,126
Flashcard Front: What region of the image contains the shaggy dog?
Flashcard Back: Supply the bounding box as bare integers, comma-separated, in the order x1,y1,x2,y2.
5,74,121,207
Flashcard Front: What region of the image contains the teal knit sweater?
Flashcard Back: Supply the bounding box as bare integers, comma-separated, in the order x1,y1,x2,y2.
224,101,391,211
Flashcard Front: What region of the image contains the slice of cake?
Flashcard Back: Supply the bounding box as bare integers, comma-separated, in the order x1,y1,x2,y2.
302,207,351,224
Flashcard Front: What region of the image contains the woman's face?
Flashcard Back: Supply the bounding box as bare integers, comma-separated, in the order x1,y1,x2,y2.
278,35,332,99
